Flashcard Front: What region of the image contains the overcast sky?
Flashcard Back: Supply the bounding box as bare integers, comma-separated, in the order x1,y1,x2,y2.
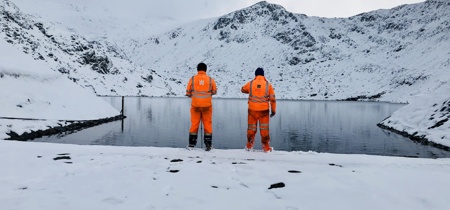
135,0,426,21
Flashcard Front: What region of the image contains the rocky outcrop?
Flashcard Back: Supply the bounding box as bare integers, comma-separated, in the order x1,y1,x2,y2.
5,115,126,141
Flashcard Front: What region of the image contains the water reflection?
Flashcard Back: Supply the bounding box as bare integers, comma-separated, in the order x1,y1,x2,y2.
34,97,450,158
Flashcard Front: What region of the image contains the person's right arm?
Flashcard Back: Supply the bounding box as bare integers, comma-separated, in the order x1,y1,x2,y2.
241,82,250,94
186,77,193,97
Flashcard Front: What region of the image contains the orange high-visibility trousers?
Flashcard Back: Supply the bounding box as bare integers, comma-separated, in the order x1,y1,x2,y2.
189,106,213,135
247,109,270,150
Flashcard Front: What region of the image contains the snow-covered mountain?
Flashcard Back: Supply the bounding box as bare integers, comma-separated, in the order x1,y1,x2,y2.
1,0,174,97
3,0,449,101
126,0,450,101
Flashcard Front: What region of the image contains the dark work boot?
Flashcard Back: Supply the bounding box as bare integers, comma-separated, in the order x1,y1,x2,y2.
204,134,212,151
188,133,198,148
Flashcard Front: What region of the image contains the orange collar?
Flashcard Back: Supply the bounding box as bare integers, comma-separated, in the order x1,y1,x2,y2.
197,71,207,75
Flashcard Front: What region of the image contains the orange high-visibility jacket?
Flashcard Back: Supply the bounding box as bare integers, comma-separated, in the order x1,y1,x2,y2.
186,71,217,107
241,76,276,112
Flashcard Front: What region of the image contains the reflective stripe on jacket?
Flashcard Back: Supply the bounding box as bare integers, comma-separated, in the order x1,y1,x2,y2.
186,71,217,107
241,76,276,112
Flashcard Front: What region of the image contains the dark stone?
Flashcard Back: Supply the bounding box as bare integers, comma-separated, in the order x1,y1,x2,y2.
393,45,404,52
170,159,183,162
329,163,343,167
53,156,71,161
428,118,448,129
268,182,285,189
288,170,301,173
169,170,179,173
342,92,385,101
289,57,301,65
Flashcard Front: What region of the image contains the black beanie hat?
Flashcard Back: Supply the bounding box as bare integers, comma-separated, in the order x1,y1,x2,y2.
255,67,264,76
197,63,207,71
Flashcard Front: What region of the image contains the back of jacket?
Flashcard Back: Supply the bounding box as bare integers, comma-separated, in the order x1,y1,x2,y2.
241,76,276,112
186,71,217,107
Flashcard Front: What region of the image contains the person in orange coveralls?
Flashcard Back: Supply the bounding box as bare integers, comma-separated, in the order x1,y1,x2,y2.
241,67,276,152
186,63,217,151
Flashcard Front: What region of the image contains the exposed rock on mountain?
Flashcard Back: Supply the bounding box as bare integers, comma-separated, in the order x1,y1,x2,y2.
1,0,171,96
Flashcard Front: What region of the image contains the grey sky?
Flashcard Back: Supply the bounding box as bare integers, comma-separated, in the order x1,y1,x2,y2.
128,0,425,21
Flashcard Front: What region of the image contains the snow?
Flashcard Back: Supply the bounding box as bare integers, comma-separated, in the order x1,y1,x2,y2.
0,0,448,145
1,1,450,208
3,0,449,101
0,39,120,139
1,140,450,210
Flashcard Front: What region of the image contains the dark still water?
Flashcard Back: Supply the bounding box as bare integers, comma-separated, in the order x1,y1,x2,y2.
34,97,450,158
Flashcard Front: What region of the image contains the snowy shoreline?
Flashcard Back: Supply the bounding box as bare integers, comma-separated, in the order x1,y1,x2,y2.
3,115,125,141
2,93,449,151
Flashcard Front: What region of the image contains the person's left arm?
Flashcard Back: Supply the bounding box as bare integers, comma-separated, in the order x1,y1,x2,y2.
269,84,276,117
211,78,217,95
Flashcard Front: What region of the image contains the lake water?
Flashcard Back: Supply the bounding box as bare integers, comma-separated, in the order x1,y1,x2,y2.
34,97,450,158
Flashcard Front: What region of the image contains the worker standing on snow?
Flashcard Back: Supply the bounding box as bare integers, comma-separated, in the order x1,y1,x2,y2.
186,62,217,151
241,67,276,152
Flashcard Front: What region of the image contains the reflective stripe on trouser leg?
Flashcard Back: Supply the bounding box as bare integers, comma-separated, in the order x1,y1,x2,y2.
247,110,258,147
259,113,270,146
248,124,257,131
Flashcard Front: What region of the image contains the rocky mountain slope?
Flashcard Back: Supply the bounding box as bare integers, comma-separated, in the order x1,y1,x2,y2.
1,0,173,97
125,0,450,101
2,0,450,102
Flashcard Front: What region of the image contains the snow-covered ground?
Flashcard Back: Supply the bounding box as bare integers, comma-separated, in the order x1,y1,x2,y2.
379,87,450,147
0,39,119,139
1,140,450,210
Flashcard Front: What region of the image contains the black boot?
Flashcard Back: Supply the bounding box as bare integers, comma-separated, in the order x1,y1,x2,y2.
204,134,212,151
188,133,198,148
